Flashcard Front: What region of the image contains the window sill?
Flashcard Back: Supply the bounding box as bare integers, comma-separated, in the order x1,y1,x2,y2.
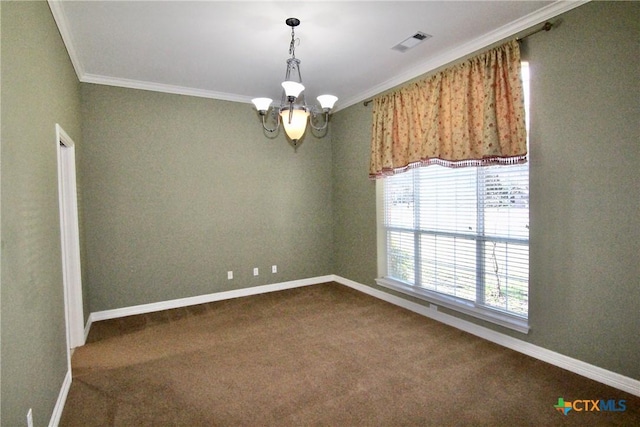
375,277,530,334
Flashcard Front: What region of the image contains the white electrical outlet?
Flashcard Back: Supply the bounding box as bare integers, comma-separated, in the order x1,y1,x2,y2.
253,267,259,276
227,271,233,280
272,265,277,273
27,408,33,427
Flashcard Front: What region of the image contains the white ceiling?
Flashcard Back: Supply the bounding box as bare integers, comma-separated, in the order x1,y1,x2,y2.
49,1,585,111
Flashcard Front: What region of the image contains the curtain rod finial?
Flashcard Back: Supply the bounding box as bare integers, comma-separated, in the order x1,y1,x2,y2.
517,21,554,42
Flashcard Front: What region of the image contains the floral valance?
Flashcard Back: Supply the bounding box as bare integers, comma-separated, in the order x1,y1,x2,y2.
369,40,527,179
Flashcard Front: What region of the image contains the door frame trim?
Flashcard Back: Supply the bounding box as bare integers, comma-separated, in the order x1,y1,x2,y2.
56,124,84,351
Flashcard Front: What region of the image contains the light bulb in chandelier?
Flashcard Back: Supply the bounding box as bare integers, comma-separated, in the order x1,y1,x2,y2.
280,107,310,142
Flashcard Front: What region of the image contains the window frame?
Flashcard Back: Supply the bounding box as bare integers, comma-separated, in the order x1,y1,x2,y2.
375,62,531,334
375,172,530,334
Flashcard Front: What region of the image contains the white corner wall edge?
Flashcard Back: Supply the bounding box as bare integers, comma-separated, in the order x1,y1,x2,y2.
48,370,71,427
332,275,640,398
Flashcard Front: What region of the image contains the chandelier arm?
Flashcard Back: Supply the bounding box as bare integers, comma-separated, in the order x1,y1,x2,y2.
309,111,330,132
296,64,307,108
260,112,280,133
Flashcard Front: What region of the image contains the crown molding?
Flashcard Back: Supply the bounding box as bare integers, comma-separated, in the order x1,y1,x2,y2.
49,0,589,110
47,0,253,103
48,0,85,79
81,73,254,103
337,0,590,111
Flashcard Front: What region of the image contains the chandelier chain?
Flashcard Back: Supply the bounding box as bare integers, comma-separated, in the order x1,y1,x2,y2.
288,26,299,58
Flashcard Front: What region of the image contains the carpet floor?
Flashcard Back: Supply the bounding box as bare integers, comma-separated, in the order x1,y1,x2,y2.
60,282,639,426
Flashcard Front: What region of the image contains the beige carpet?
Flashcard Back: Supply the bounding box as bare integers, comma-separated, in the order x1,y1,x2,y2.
60,282,639,426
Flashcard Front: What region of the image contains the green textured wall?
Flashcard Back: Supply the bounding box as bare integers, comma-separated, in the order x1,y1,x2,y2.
331,1,640,380
524,0,639,379
1,1,83,425
331,102,377,285
2,2,638,425
79,84,333,311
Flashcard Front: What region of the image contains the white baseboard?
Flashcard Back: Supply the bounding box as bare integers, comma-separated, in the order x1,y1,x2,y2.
48,369,71,427
332,275,640,398
88,275,333,323
80,274,639,398
84,317,92,343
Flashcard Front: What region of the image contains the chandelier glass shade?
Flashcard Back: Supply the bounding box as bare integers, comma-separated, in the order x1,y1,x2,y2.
280,107,310,141
281,81,305,99
251,18,338,147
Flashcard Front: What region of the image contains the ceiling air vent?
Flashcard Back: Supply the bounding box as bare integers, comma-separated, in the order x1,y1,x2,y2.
392,31,432,53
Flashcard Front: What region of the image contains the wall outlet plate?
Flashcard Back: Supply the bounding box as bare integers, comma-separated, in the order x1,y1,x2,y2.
227,271,233,280
253,267,259,276
272,265,277,273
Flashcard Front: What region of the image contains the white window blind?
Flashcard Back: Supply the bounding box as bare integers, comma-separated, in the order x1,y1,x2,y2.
381,162,529,327
377,62,530,331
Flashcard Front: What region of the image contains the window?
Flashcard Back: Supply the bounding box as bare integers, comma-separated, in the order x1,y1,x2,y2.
376,63,530,333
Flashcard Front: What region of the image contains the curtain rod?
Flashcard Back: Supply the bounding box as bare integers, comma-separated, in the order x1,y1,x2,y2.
363,21,553,107
517,21,554,42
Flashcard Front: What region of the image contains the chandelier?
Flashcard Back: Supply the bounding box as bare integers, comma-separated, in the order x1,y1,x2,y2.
251,18,338,148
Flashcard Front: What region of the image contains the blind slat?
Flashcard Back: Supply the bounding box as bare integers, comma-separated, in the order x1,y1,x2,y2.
384,163,529,318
